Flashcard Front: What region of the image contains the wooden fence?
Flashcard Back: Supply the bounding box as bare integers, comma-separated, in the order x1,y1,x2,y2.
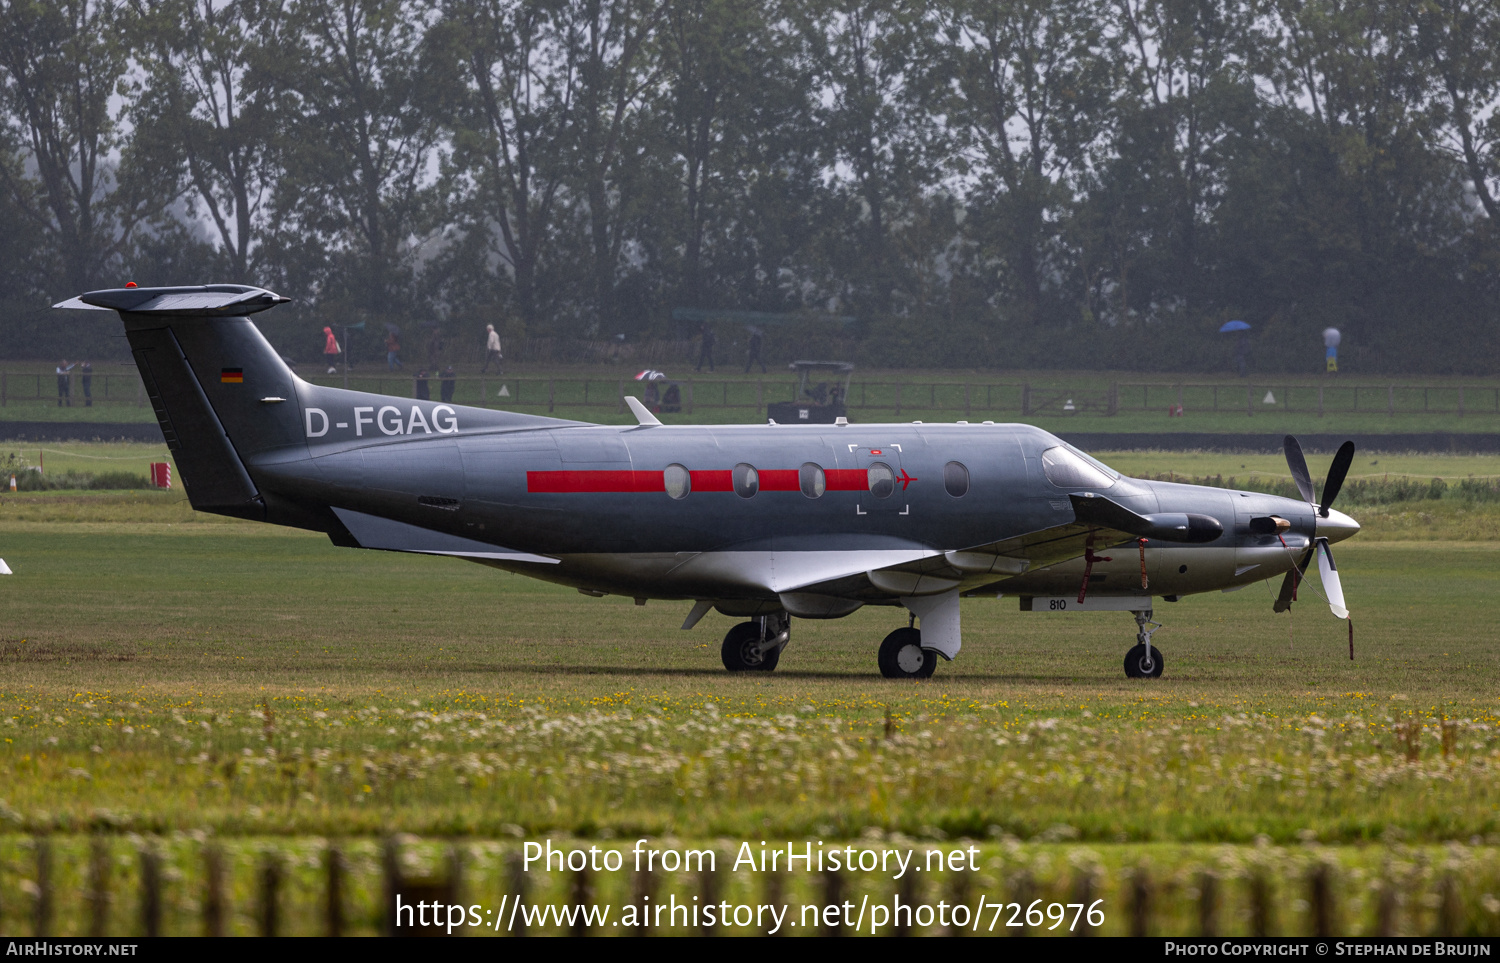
2,836,1496,937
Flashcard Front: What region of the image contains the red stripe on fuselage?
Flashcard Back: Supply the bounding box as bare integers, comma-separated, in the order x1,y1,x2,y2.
526,467,876,494
527,470,664,493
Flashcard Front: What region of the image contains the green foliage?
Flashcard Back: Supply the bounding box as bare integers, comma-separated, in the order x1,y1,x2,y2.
2,0,1499,372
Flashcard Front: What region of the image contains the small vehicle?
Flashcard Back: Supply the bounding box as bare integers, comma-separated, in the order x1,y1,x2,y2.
766,361,853,424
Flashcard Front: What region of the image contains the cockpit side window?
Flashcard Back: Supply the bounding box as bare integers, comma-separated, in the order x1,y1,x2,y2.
1040,446,1118,489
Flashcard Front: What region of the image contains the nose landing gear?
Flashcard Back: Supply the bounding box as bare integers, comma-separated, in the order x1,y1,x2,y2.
1124,609,1164,678
721,613,790,672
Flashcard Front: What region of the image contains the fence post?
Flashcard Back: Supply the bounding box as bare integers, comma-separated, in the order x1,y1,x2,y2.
686,380,695,415
88,835,110,937
1021,384,1031,416
618,379,625,414
204,843,226,937
1388,385,1394,417
698,859,720,936
1073,868,1096,937
1318,385,1324,418
630,867,655,936
506,850,529,937
2,371,6,406
757,379,764,420
572,866,593,937
1198,870,1219,936
259,851,282,938
1309,862,1335,937
963,383,970,419
325,844,345,938
1129,865,1152,938
33,836,52,937
1249,869,1273,937
140,844,162,938
1176,384,1183,413
547,378,555,412
1458,386,1465,418
1246,386,1253,417
1108,382,1119,416
895,383,902,417
822,870,845,936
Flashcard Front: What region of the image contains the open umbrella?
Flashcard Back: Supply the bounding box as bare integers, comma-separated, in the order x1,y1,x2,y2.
384,322,401,335
635,369,667,381
1218,320,1251,333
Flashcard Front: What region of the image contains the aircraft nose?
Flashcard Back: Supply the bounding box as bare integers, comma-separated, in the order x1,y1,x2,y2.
1316,508,1360,543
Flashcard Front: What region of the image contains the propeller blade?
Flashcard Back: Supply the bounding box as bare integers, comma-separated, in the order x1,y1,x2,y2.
1273,545,1315,612
1319,441,1356,517
1284,435,1316,505
1315,537,1348,619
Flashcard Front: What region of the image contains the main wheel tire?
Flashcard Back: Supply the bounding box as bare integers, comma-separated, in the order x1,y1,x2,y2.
1124,643,1165,679
878,627,937,679
721,622,778,672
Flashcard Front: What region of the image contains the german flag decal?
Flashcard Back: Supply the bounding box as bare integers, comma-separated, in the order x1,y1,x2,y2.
221,368,243,383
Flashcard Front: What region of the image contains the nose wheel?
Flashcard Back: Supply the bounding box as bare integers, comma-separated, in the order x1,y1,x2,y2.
721,614,789,672
1124,610,1164,678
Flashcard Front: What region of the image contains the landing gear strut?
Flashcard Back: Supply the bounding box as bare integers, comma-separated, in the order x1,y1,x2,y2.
721,613,789,672
1124,609,1164,678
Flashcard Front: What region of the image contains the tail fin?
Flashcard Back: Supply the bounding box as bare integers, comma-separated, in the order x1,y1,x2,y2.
55,285,296,519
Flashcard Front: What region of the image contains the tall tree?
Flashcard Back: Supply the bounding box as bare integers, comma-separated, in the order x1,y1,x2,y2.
437,0,579,332
129,0,289,282
939,0,1114,327
265,0,441,318
0,0,169,293
567,0,663,332
1414,0,1500,223
804,0,942,321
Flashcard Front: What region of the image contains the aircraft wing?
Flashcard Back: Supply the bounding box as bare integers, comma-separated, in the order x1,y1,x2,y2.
780,493,1221,601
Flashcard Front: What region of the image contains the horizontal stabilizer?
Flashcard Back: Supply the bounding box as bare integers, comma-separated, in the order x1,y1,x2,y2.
54,284,289,317
332,508,558,564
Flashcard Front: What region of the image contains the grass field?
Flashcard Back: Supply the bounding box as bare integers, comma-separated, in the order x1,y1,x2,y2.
3,446,1500,935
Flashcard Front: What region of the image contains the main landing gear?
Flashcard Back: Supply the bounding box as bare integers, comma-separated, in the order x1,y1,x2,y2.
878,625,937,679
721,613,790,672
1124,609,1164,678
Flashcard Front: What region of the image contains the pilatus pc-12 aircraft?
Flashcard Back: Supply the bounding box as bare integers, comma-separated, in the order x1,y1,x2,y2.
57,284,1362,679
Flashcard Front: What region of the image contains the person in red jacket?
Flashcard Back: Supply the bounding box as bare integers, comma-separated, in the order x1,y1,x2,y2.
323,327,341,373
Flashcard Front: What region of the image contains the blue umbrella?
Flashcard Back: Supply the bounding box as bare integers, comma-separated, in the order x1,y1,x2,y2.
1219,320,1251,333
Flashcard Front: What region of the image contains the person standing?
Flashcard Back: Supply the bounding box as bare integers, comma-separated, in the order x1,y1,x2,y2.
439,365,456,403
414,369,430,400
55,360,74,406
80,361,93,407
384,330,402,370
1323,327,1341,373
744,327,766,373
695,323,715,372
481,324,503,374
323,326,341,373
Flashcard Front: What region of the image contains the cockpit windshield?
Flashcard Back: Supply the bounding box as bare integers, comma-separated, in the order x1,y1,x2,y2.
1040,446,1118,489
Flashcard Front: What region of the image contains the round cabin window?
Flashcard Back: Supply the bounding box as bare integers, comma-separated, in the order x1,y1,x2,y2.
943,461,969,497
733,463,759,498
867,463,895,498
799,463,826,498
663,464,691,500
